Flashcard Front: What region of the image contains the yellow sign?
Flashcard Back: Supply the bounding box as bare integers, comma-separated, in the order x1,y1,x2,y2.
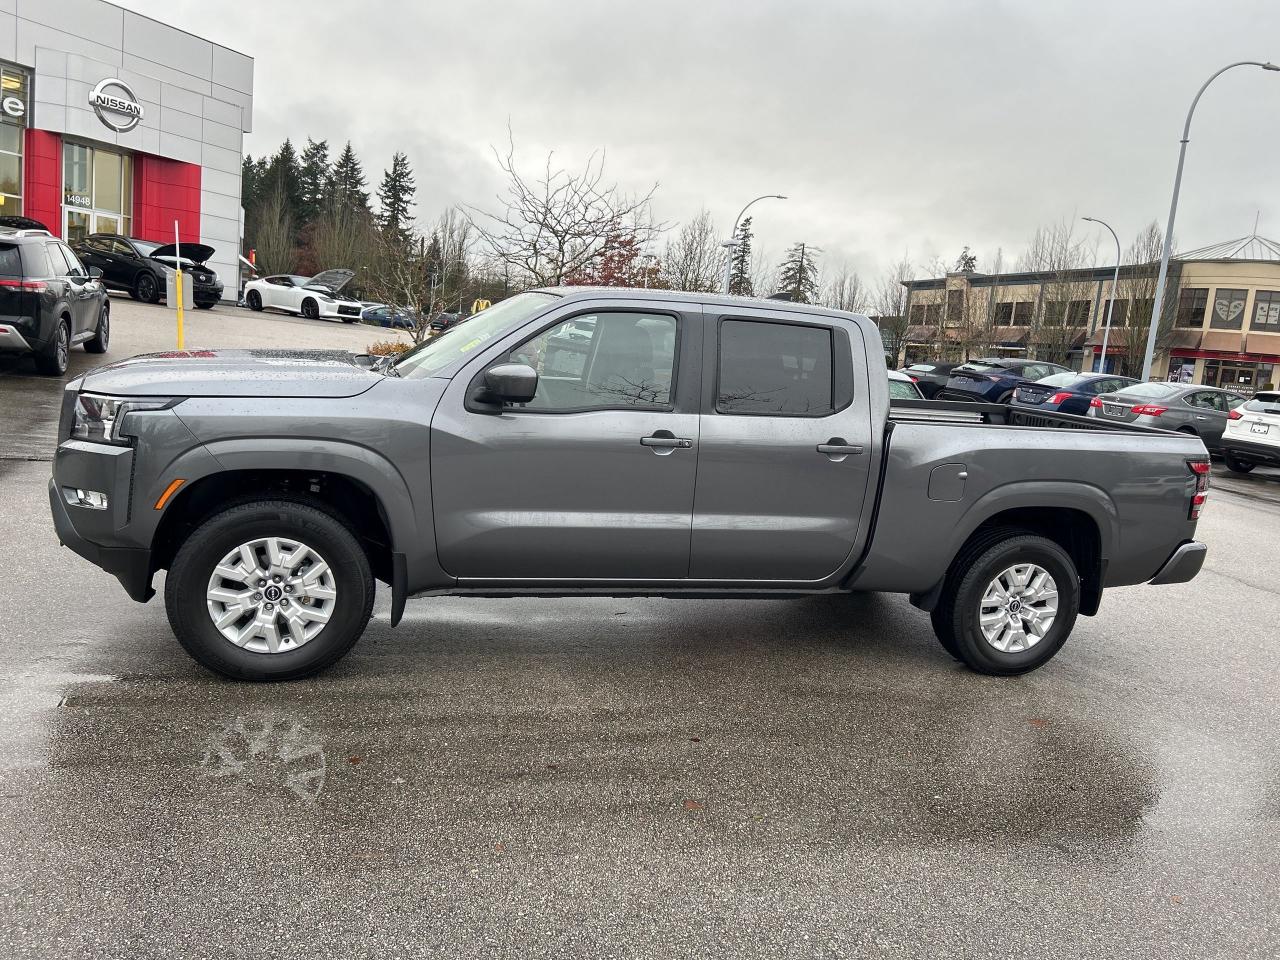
470,298,491,315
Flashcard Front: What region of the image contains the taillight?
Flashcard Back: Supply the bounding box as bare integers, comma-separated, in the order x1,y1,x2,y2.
1131,404,1168,416
1089,397,1103,408
908,376,918,383
1187,459,1211,520
1228,408,1243,421
0,278,48,291
1048,392,1073,404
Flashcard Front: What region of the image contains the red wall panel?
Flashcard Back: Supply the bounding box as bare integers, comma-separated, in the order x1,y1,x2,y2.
23,129,62,237
132,154,201,244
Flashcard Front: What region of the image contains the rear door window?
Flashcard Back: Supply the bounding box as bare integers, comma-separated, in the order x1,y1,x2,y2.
718,319,834,416
0,243,20,278
45,243,73,276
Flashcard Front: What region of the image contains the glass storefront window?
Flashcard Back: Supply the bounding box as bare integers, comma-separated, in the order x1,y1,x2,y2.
93,150,123,213
0,152,17,196
61,142,131,238
1210,288,1248,330
63,143,91,207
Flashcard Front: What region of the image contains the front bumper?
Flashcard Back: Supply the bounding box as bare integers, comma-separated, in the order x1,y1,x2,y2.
1221,436,1280,466
48,477,154,601
1148,540,1207,586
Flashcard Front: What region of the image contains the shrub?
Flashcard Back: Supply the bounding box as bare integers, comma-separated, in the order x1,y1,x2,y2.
366,339,411,357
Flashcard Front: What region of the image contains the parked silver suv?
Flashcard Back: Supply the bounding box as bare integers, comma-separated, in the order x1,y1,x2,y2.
1088,381,1248,451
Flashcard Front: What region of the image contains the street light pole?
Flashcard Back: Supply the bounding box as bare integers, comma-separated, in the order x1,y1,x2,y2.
1083,217,1122,374
721,194,787,294
1141,60,1279,381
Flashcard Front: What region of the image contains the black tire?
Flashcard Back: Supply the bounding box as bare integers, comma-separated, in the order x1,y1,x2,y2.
195,301,215,310
34,318,70,376
1224,455,1255,474
134,270,160,304
932,530,1080,676
247,289,263,311
84,302,110,354
164,500,375,681
301,297,318,320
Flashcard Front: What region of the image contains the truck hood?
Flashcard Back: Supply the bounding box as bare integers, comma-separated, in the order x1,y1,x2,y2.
79,349,382,398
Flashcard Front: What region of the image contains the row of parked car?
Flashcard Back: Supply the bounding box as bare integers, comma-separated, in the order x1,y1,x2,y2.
896,357,1279,474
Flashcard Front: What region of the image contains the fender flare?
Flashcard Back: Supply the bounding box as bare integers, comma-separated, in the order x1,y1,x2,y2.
911,480,1118,613
173,437,422,553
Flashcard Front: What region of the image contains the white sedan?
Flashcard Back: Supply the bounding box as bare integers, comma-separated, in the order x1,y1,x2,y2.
243,269,363,322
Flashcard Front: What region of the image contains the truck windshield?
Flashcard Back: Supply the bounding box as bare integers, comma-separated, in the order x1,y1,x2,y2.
394,292,560,380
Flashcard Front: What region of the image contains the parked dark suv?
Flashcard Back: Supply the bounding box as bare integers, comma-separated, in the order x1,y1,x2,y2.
72,233,223,308
0,224,110,376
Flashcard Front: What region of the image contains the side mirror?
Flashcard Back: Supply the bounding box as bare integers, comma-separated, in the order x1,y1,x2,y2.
482,363,538,405
88,266,104,279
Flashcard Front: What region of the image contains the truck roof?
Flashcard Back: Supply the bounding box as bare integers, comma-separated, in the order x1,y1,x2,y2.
532,285,870,322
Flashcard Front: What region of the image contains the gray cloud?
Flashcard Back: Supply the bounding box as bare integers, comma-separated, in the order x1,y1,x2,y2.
122,0,1280,282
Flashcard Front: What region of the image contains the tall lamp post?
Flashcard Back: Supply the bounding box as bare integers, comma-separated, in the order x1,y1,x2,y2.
721,194,786,294
1083,216,1122,374
1141,60,1279,380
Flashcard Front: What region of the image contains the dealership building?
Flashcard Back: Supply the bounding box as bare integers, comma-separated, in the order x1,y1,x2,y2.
900,235,1280,391
1,0,252,299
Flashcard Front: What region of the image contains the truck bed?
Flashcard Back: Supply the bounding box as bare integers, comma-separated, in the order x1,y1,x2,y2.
888,398,1173,434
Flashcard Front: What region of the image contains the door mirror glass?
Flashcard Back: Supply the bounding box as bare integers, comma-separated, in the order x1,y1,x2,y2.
483,363,539,404
88,266,103,278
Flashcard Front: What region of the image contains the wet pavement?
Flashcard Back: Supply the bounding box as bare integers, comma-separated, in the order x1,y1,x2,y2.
1,300,1278,958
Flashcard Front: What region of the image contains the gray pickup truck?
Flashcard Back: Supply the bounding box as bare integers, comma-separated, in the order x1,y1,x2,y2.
49,289,1210,680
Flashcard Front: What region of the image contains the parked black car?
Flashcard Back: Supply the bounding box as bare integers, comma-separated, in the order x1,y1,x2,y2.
0,223,110,376
430,311,464,333
901,361,963,399
938,358,1073,404
1010,372,1138,416
72,233,224,308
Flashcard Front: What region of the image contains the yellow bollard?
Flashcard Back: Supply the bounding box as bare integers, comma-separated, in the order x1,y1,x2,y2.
175,267,185,350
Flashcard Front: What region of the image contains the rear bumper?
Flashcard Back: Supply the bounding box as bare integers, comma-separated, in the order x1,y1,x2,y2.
1221,436,1280,465
1148,540,1207,586
0,323,33,352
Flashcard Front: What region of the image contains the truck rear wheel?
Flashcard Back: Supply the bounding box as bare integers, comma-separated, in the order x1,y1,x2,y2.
164,500,375,680
932,531,1079,675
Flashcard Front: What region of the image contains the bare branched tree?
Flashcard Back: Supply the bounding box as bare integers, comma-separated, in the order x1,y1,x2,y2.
465,131,663,286
822,261,869,313
254,183,296,276
1019,222,1095,365
1113,221,1177,378
661,209,725,293
873,255,915,366
310,199,376,279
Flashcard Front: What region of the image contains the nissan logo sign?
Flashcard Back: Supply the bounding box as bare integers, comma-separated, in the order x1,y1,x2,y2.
88,78,144,132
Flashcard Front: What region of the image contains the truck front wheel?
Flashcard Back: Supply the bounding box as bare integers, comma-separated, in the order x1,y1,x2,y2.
164,500,375,680
931,532,1080,676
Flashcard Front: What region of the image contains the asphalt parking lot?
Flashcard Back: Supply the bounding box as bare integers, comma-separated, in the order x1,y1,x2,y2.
1,298,1278,958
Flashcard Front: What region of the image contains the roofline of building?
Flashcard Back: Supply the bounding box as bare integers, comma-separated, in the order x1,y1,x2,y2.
99,0,253,60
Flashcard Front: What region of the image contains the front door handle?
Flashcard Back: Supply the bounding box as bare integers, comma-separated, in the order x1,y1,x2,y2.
640,430,693,453
817,439,864,459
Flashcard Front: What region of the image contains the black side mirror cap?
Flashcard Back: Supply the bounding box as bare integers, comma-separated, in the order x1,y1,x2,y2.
482,363,539,405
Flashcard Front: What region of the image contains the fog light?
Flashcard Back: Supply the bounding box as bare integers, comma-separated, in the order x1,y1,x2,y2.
63,487,109,510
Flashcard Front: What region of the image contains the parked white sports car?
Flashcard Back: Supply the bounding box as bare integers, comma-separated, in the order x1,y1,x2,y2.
243,269,362,322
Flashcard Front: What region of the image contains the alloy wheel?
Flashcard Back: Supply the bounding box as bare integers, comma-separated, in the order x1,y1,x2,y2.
205,537,338,654
56,323,69,371
978,563,1058,653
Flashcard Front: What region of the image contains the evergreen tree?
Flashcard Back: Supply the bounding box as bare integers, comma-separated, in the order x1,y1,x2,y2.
297,138,332,224
376,151,416,238
264,139,303,225
774,242,820,304
330,141,371,218
955,246,978,273
728,216,754,297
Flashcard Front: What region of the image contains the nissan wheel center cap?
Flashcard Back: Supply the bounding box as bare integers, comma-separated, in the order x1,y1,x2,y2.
88,78,144,133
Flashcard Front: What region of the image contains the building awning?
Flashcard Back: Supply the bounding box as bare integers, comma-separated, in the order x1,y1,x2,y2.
991,326,1029,345
1244,332,1280,359
1200,331,1245,353
905,325,934,341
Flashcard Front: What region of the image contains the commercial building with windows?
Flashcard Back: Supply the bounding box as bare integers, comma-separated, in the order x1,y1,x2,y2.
0,0,252,299
901,235,1280,391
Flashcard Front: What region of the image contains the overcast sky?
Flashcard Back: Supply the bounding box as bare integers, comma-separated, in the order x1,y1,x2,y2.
121,0,1280,283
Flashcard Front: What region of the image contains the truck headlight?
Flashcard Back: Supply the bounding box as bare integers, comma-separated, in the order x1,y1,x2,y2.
71,393,175,445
